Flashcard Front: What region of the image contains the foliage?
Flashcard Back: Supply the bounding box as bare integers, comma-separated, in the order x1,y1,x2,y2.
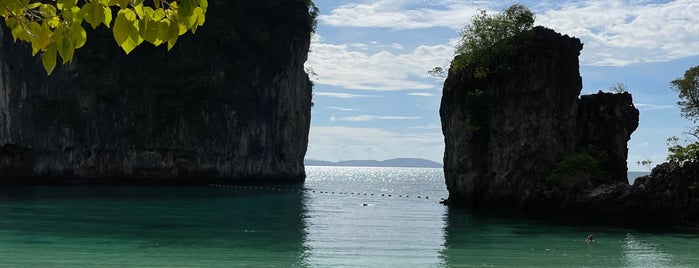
0,0,208,74
608,82,628,93
428,66,446,78
666,136,699,166
671,65,699,123
636,159,653,170
545,153,603,192
666,66,699,167
452,4,534,76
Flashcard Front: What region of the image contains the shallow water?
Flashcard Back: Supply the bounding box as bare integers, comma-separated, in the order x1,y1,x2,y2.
0,166,696,267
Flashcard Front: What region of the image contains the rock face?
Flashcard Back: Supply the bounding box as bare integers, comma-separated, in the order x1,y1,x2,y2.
568,162,698,226
0,0,315,184
440,26,670,223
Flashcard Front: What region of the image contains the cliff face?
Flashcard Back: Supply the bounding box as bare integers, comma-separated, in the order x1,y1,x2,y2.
0,0,315,184
440,27,645,219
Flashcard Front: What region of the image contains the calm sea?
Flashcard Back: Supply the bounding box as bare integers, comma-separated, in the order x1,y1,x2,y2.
0,166,695,267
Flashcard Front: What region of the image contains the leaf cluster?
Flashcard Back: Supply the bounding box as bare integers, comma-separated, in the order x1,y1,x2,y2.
671,65,699,123
666,136,699,166
452,4,534,76
608,82,628,93
541,152,609,201
0,0,208,74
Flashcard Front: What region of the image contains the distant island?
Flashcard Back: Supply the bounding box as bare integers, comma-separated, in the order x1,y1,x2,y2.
305,158,443,168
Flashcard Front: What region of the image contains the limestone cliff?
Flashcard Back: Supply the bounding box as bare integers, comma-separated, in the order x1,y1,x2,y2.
0,0,315,184
439,26,693,225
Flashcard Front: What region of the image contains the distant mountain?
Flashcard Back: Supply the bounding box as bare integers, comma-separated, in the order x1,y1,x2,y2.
304,158,442,168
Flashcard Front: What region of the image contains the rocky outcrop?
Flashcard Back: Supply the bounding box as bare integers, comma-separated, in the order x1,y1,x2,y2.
441,26,636,208
567,162,698,227
0,0,315,184
440,26,697,226
577,92,640,182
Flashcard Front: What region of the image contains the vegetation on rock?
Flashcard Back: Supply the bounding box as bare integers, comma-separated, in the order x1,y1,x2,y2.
666,65,699,166
451,4,534,77
672,65,699,126
0,0,208,74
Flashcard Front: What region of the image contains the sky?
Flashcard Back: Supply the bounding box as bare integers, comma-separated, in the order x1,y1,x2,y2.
303,0,699,171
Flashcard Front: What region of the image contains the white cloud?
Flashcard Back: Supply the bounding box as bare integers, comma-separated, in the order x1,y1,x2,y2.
306,126,444,163
306,42,455,91
314,92,379,98
327,106,359,111
316,0,699,68
319,0,480,30
339,115,422,122
408,92,435,97
408,123,442,130
635,103,675,111
537,0,699,66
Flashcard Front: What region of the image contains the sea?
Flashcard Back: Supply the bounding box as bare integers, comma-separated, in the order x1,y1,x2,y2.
0,166,696,267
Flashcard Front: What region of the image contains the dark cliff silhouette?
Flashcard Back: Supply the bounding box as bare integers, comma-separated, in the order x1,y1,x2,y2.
0,0,315,184
440,26,696,227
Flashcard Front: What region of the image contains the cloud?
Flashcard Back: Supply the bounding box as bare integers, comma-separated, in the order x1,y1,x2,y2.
306,126,444,163
306,42,455,91
537,0,699,66
327,106,359,111
408,123,442,130
316,0,699,67
635,103,675,111
314,92,379,98
408,92,435,97
319,0,480,30
339,115,422,122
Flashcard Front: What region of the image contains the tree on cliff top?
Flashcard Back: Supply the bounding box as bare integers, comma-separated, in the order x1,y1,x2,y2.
451,4,534,76
0,0,208,74
672,65,699,126
667,65,699,166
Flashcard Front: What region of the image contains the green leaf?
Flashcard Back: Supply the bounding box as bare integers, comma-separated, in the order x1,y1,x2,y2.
156,19,171,42
134,3,145,18
57,0,78,10
71,23,87,48
39,4,57,17
152,8,165,21
103,5,112,27
108,0,130,8
27,2,42,9
113,11,130,45
82,2,105,29
113,9,141,54
57,35,75,64
178,0,195,17
139,17,158,44
42,43,58,75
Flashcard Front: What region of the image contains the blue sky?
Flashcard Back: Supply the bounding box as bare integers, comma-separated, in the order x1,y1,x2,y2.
304,0,699,171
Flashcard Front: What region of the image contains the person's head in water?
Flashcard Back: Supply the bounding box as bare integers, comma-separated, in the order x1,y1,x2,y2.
587,234,594,243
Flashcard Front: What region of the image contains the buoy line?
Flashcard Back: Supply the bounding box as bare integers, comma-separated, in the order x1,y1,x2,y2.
207,184,437,202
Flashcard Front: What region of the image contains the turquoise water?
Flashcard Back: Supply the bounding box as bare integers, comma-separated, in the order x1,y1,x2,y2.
0,166,696,267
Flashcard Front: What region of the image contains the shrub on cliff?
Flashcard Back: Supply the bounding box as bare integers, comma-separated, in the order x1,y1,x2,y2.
545,153,604,193
452,4,535,77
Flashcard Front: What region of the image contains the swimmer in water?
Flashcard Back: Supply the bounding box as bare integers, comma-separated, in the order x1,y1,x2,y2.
587,234,594,243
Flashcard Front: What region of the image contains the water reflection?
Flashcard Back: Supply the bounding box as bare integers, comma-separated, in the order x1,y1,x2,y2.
0,185,309,267
301,167,449,267
622,233,674,268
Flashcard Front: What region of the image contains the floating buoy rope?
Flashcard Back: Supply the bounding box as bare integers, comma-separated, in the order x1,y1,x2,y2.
207,184,436,202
